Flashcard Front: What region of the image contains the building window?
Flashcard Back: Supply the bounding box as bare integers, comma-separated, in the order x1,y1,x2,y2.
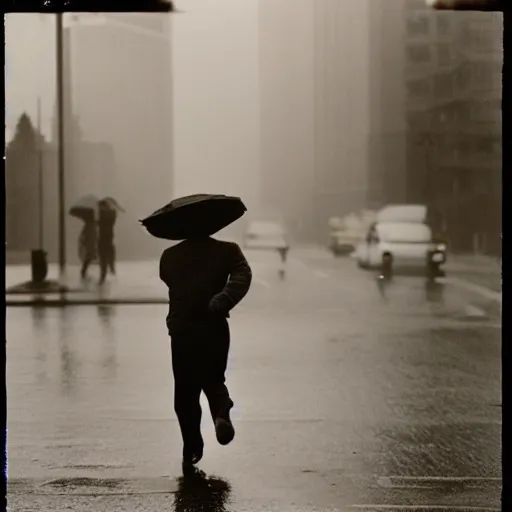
407,0,429,9
471,62,500,90
455,63,472,92
407,43,432,65
457,136,472,155
406,113,420,132
434,72,454,98
407,78,431,99
459,23,501,53
406,13,430,37
456,103,471,123
471,100,501,123
473,137,500,156
469,28,502,53
438,110,449,124
436,13,452,36
437,43,452,66
460,25,473,47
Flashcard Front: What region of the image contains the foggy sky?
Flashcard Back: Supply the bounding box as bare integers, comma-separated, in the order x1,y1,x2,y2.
5,14,56,138
171,0,261,218
5,3,261,223
6,1,388,247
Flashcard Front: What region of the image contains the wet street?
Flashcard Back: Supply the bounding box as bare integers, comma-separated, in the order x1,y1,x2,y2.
7,249,502,511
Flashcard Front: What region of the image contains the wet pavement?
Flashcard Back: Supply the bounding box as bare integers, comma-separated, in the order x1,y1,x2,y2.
7,249,502,511
5,249,501,307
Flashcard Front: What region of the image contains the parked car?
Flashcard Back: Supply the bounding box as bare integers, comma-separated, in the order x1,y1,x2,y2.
243,221,289,251
329,230,361,256
355,221,446,276
328,211,376,257
376,204,427,224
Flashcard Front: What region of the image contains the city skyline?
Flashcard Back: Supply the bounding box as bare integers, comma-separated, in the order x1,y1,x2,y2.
5,1,502,259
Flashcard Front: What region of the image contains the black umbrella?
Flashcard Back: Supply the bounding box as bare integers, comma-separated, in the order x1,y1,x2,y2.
69,194,100,221
100,197,125,213
140,194,247,240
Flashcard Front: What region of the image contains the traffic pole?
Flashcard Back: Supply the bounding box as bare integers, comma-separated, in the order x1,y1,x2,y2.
56,12,66,276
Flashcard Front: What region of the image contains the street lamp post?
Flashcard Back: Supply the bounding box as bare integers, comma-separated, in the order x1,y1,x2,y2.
37,97,44,250
52,3,174,278
56,12,66,277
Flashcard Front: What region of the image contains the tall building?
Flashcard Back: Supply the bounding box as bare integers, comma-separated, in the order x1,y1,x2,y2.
403,2,502,254
259,0,372,244
367,0,408,209
258,0,316,241
5,115,45,261
62,13,173,260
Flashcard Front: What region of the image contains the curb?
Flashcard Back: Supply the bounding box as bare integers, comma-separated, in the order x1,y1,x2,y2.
6,297,168,307
439,276,502,322
439,276,502,304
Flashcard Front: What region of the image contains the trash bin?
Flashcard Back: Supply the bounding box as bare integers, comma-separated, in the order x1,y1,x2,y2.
31,249,48,283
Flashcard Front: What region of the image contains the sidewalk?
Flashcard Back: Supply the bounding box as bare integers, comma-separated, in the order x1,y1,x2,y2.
5,246,331,307
6,261,167,306
444,253,502,293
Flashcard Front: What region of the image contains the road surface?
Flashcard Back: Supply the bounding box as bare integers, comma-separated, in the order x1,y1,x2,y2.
7,248,502,511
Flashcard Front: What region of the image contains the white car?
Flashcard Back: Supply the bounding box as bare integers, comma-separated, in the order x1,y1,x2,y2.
329,229,364,256
376,204,427,224
355,221,446,273
328,214,369,257
243,221,289,251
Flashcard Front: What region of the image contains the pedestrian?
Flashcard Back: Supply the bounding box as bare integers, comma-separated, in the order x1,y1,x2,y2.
79,211,98,280
98,200,117,284
159,236,252,468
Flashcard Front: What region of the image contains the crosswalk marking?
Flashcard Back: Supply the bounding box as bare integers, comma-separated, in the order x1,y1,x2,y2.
378,475,501,482
351,506,500,511
439,277,501,304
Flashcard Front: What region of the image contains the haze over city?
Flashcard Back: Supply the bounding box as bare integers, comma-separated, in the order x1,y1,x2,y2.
5,3,503,511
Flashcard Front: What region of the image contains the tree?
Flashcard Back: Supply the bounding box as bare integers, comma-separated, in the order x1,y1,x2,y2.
5,112,47,254
7,112,45,152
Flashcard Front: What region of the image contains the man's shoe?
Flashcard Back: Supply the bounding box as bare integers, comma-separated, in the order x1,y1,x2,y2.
182,444,203,466
214,416,235,446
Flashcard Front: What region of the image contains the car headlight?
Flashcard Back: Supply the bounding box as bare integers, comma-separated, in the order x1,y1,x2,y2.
436,243,447,251
431,251,445,263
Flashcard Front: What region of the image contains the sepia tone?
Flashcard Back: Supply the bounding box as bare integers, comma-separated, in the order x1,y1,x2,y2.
5,2,502,511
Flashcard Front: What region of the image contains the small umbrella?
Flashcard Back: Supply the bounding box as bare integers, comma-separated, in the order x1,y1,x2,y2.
140,193,247,240
69,194,100,221
100,197,125,213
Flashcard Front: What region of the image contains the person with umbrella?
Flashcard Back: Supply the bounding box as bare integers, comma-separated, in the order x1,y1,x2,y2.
141,194,253,468
70,194,99,280
98,197,123,284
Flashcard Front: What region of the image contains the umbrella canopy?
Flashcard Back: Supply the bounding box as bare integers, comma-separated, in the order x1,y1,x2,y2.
140,194,247,240
100,197,125,213
69,194,100,221
425,0,503,10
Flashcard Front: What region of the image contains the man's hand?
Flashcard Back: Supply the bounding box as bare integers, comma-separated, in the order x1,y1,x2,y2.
208,295,231,318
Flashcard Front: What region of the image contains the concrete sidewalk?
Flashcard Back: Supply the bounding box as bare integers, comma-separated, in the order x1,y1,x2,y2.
5,246,293,306
444,253,501,293
6,261,167,306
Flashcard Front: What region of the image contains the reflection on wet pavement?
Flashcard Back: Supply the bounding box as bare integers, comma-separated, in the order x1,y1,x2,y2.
176,468,231,512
